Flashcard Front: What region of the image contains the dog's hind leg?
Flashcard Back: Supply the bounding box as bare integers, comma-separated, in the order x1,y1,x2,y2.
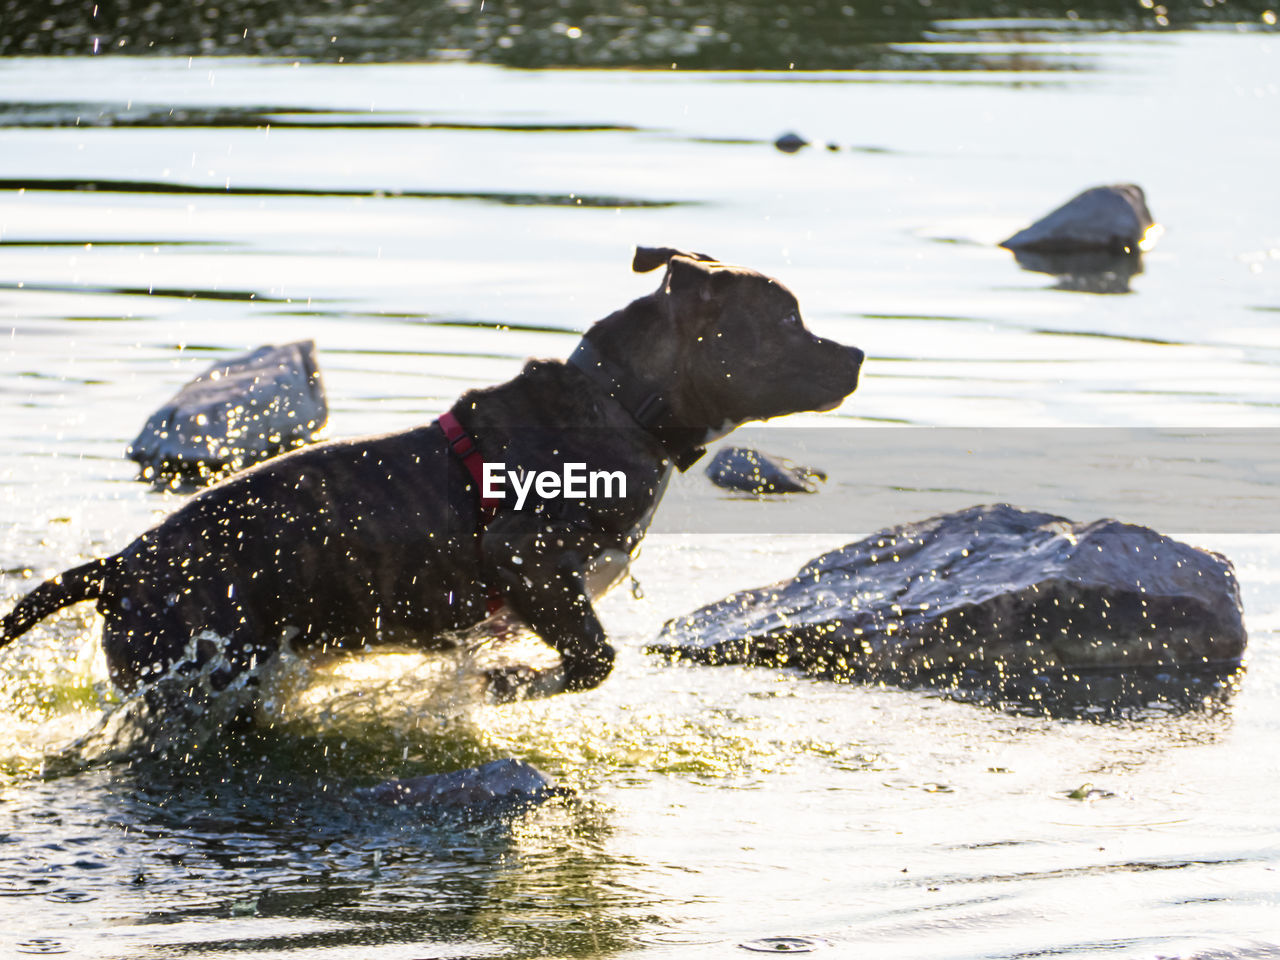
80,614,265,760
100,592,279,720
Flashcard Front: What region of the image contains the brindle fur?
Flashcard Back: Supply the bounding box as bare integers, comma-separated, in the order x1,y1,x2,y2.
2,248,863,702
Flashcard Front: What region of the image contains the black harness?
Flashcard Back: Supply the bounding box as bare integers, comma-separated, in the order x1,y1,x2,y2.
567,339,707,472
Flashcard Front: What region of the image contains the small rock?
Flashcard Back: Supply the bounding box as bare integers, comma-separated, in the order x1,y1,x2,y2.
650,504,1247,716
705,446,826,494
774,131,809,153
1000,184,1156,254
127,340,327,484
362,758,567,813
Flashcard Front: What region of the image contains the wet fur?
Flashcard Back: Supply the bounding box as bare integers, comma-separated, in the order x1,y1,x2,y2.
2,249,863,703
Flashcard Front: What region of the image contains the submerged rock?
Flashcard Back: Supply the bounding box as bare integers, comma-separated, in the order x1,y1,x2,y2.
705,446,826,494
1001,184,1156,254
127,341,327,484
362,759,567,813
1010,247,1144,294
650,504,1246,716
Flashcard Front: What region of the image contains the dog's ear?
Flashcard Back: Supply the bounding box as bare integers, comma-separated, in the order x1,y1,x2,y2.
662,255,734,325
633,246,717,274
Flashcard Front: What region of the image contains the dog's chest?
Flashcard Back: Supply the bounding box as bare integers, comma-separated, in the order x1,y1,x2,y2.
581,463,672,598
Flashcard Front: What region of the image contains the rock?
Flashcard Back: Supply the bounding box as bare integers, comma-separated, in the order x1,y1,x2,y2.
1009,247,1144,294
127,341,327,484
362,758,567,813
650,504,1247,716
774,132,809,153
1000,184,1156,254
705,446,826,494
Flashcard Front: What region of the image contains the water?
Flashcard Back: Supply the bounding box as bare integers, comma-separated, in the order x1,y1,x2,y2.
2,24,1280,959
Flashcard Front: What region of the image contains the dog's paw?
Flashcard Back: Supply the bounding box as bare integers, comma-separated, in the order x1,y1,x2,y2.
560,641,617,692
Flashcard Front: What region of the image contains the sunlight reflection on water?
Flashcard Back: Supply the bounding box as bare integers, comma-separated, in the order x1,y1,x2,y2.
1,30,1279,960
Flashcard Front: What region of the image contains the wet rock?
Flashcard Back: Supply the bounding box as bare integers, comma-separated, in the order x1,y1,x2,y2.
1000,184,1156,254
1010,247,1144,294
774,132,809,153
127,341,327,484
650,504,1247,716
705,446,825,494
362,759,567,813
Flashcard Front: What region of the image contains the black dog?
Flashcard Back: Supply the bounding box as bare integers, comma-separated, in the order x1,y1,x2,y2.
2,248,863,701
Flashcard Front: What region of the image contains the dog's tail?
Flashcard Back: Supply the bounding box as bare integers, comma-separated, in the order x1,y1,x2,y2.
1,558,112,649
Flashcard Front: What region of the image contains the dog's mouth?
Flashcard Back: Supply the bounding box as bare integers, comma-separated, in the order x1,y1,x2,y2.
815,397,845,413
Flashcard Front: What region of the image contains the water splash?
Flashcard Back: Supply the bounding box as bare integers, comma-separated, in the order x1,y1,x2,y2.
0,605,570,779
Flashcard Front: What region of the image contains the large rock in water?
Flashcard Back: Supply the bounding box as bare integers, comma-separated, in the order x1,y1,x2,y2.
128,341,327,484
651,505,1247,716
1000,184,1155,254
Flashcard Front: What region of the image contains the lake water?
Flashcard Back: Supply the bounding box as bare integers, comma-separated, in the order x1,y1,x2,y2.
2,23,1279,959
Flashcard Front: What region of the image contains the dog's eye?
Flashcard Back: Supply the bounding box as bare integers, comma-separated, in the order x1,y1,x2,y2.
781,312,801,327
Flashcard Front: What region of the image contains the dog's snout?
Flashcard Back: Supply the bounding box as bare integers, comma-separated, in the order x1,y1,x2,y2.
842,344,864,396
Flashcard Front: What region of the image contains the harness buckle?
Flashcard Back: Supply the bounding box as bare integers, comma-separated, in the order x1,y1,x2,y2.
449,434,476,459
634,392,665,427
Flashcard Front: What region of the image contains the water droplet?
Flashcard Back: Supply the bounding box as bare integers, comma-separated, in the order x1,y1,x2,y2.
45,890,96,903
739,936,831,953
16,940,70,955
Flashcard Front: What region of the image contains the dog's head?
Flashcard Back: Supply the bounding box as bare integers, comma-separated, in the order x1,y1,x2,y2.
631,247,864,432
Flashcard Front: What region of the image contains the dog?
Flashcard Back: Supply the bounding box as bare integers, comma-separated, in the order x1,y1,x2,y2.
2,247,863,704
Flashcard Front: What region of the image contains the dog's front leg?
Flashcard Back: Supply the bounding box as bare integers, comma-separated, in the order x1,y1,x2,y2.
481,516,617,691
